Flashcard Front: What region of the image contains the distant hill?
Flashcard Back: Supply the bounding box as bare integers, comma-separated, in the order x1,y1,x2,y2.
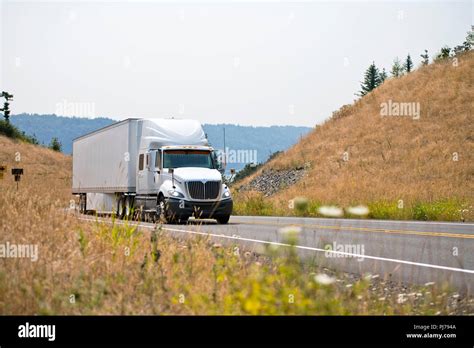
10,114,311,171
10,114,114,152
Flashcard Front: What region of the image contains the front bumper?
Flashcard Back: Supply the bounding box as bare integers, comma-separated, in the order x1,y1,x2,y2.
166,197,233,219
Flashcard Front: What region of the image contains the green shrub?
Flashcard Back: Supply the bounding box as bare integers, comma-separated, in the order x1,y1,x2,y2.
233,193,275,216
49,137,62,152
367,201,406,220
412,200,464,221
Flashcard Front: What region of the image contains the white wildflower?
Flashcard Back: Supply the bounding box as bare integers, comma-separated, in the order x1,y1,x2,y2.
318,205,344,217
314,273,336,286
346,205,370,216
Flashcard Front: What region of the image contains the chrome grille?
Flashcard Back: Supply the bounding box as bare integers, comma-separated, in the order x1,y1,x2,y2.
187,181,220,200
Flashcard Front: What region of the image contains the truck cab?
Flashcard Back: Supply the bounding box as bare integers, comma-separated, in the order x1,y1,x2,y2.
136,145,233,223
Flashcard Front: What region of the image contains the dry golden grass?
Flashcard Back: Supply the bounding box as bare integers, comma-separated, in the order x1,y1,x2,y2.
236,52,474,217
0,134,471,314
0,135,72,202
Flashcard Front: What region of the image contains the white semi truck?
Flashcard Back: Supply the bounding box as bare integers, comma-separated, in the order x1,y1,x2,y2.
72,118,233,224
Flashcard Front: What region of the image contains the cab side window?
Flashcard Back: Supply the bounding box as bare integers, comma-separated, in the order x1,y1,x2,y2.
139,154,144,171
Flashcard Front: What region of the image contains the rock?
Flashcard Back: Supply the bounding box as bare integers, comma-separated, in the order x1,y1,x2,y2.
240,168,306,196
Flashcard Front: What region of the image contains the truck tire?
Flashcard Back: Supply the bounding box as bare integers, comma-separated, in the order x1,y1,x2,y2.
79,194,87,214
216,215,230,224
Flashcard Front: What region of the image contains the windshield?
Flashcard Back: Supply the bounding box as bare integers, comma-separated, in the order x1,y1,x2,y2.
163,150,215,169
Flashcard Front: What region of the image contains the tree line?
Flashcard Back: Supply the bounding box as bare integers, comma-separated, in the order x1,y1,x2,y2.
357,28,473,96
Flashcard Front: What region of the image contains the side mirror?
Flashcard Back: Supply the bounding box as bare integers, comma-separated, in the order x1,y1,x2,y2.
214,150,226,173
217,164,225,174
169,168,175,188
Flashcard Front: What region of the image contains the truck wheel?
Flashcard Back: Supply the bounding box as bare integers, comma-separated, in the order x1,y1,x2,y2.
79,194,86,214
216,215,230,224
157,196,169,224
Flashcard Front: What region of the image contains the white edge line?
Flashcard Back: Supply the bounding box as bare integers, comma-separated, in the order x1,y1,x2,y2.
78,217,474,275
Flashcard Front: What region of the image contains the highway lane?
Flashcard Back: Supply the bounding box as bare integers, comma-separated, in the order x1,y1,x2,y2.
78,215,474,292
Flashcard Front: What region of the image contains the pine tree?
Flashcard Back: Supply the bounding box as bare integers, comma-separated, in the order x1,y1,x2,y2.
404,54,413,73
464,26,473,50
455,28,473,54
379,68,388,83
434,46,451,61
49,137,62,152
0,91,13,122
358,62,382,96
391,57,404,78
420,50,429,65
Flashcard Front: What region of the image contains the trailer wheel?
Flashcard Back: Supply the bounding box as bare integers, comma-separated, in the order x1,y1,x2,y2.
79,194,87,214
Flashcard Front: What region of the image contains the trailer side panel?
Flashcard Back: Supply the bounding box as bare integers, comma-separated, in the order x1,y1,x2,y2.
72,120,137,193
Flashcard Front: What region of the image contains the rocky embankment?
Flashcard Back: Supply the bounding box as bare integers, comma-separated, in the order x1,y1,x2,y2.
239,167,306,196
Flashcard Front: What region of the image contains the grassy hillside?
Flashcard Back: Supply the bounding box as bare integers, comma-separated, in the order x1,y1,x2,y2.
234,51,474,221
1,134,470,314
0,135,72,201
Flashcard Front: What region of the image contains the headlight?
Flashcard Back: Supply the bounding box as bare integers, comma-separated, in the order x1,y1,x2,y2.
168,189,184,198
222,190,231,198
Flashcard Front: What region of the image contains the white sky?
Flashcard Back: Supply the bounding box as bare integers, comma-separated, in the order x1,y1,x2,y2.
0,0,472,126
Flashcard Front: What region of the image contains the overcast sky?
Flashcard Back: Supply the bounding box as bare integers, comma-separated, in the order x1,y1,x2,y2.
0,0,472,126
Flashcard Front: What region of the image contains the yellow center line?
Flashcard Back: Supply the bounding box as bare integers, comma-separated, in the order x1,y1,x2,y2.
230,219,474,239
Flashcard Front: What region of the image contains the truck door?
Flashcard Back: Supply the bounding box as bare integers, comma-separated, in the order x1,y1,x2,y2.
154,149,163,191
137,150,159,195
137,152,147,194
148,150,160,194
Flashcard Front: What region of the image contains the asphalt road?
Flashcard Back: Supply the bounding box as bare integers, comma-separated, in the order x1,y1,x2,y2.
79,215,474,292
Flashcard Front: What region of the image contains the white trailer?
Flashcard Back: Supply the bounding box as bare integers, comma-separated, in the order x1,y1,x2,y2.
72,118,233,223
